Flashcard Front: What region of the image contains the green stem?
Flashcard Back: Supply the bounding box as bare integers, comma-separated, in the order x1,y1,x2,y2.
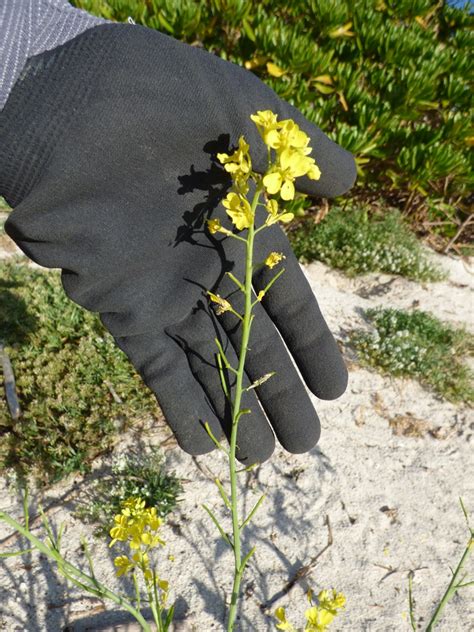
147,579,163,632
0,511,152,632
226,186,261,632
426,536,473,631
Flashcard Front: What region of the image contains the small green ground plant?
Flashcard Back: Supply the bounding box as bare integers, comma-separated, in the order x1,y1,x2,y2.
74,448,182,535
351,307,473,404
289,205,444,280
0,260,158,483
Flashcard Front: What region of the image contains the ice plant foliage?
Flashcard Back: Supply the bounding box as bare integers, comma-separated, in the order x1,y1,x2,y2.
203,111,322,631
275,589,346,631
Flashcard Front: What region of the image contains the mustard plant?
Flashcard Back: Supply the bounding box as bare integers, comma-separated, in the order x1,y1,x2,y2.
108,497,173,631
0,490,174,631
203,110,321,631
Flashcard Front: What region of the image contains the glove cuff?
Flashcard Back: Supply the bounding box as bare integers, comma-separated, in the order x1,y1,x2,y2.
0,23,123,207
0,1,108,111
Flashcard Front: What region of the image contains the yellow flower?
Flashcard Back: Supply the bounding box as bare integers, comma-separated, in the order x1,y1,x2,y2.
109,514,130,546
144,507,163,531
207,218,233,236
265,198,281,225
266,119,311,154
280,148,315,177
221,192,254,230
275,606,296,631
251,111,312,154
121,497,146,517
217,136,252,179
207,218,222,234
303,590,346,631
263,148,321,200
109,496,169,603
251,110,321,200
263,169,294,200
158,578,169,592
250,110,279,128
207,292,233,315
251,110,281,149
231,173,250,196
307,162,321,181
266,198,279,217
317,589,346,613
265,252,286,269
141,531,166,549
264,198,294,226
305,606,335,631
132,550,150,567
114,555,134,577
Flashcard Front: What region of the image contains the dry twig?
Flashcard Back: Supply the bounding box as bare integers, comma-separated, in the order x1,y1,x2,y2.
260,515,333,611
0,340,21,421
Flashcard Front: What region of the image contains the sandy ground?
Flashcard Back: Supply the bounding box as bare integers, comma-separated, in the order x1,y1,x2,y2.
0,233,473,631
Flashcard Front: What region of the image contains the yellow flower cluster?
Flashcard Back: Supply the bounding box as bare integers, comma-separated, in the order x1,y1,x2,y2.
215,136,254,231
109,497,168,595
275,589,345,632
217,136,252,187
209,109,321,236
251,110,321,201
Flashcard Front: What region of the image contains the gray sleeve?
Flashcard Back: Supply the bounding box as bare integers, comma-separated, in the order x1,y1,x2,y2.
0,0,108,110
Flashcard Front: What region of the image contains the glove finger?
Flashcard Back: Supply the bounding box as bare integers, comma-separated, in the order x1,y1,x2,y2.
252,222,348,400
217,288,322,455
204,204,324,452
165,305,276,465
111,330,220,456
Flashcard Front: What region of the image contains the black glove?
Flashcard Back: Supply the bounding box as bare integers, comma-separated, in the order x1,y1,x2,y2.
0,23,356,464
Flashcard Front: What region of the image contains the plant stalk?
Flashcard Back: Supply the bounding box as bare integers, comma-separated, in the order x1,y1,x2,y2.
0,511,153,632
226,186,260,632
426,535,473,631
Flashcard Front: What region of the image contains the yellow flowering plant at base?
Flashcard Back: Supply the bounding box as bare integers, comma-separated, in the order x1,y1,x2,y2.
275,589,346,631
0,490,175,632
109,497,173,631
203,110,322,631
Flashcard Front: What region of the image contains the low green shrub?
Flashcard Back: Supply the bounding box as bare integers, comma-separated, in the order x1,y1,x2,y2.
289,206,444,281
351,308,473,404
0,260,158,484
74,448,182,535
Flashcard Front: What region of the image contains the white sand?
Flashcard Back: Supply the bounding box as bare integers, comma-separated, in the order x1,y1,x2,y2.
0,239,472,631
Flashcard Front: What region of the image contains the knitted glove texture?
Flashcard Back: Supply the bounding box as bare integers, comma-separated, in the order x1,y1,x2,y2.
0,0,106,110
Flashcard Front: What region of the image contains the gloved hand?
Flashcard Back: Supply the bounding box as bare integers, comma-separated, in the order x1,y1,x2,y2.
0,22,356,464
